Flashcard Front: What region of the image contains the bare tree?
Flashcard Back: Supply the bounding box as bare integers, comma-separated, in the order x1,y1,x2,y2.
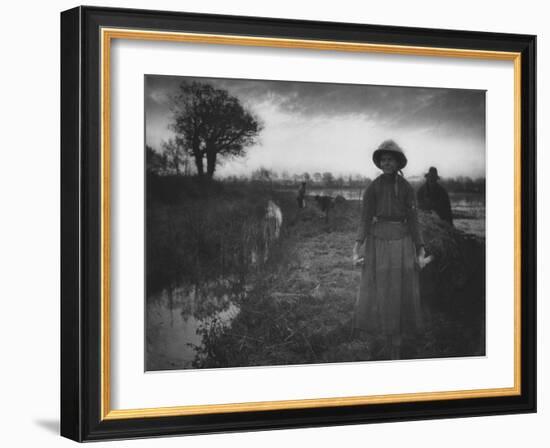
161,137,190,175
322,172,335,186
251,167,275,182
146,145,167,175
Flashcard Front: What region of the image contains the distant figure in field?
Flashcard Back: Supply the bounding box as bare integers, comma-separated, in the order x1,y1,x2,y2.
417,167,453,225
297,182,307,209
314,195,333,222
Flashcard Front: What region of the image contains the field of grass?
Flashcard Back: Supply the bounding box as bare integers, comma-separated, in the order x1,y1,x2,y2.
190,197,485,368
146,176,485,370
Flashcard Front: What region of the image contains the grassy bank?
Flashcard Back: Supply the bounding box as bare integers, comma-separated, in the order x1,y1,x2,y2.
146,175,298,298
191,197,485,368
147,176,485,369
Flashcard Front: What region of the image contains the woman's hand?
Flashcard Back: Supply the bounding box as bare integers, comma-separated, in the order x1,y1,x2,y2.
352,242,364,266
417,246,433,269
416,246,426,268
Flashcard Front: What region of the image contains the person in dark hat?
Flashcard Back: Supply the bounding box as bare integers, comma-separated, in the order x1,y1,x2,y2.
417,167,453,225
352,139,425,360
296,181,307,209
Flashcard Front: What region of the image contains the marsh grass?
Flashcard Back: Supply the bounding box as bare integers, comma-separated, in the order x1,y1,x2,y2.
146,175,292,298
191,199,485,368
147,177,485,369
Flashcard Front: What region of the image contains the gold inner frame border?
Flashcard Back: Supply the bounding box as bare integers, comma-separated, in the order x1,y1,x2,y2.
100,27,522,421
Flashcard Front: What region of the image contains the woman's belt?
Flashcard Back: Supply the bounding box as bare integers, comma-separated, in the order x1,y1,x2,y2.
374,216,408,223
371,217,408,240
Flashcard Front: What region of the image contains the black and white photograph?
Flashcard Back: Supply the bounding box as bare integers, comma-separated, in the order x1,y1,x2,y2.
145,75,486,371
0,0,544,443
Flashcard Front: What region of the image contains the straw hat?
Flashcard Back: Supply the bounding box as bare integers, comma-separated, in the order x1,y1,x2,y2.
372,140,407,170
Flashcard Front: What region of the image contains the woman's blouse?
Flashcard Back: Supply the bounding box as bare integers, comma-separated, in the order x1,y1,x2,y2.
356,173,424,248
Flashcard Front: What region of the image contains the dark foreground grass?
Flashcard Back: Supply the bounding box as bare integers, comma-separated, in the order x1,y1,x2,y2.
147,175,297,297
190,197,485,368
147,176,485,369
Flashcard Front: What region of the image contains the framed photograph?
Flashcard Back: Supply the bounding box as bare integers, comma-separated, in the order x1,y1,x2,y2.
60,6,536,442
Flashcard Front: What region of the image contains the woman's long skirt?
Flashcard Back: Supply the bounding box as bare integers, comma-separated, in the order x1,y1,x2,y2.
354,233,423,336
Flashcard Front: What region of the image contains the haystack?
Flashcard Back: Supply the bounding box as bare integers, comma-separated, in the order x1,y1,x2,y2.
418,211,485,317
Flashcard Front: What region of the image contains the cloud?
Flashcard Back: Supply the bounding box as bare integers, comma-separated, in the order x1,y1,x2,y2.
145,74,485,178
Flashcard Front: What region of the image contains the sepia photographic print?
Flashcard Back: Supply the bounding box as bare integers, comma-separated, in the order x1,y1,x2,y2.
145,75,486,371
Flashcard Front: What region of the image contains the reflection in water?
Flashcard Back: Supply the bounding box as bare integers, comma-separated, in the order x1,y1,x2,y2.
278,187,363,201
306,188,364,201
146,285,239,371
449,192,485,238
146,200,282,371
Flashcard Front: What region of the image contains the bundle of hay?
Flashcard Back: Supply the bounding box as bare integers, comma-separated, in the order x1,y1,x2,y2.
418,211,485,316
334,195,347,206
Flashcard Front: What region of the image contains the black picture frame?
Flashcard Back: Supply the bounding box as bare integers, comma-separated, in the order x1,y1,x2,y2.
61,5,536,442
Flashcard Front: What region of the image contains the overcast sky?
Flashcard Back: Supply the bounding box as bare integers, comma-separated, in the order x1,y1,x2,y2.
145,75,486,179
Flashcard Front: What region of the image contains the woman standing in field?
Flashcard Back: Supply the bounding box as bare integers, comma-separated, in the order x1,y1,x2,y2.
352,140,425,360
